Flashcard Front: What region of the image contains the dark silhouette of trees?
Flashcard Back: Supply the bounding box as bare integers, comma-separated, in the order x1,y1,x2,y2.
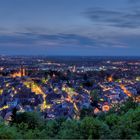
0,98,139,139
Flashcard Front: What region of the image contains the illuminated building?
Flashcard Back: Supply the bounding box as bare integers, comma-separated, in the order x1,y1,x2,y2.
11,65,26,78
108,75,113,82
72,65,76,72
94,108,101,114
20,65,26,77
102,104,110,112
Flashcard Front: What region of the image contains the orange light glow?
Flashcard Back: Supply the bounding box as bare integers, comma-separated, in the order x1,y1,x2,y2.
11,66,26,78
108,76,113,82
120,84,132,97
94,108,101,114
24,81,47,111
102,105,110,112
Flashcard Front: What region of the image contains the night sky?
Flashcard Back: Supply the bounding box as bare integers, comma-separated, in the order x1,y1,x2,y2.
0,0,140,56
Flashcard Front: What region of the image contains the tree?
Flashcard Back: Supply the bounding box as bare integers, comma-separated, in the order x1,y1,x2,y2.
119,97,138,115
105,114,119,129
10,107,18,125
109,107,140,139
42,120,59,138
58,120,81,139
13,112,44,129
80,117,110,139
0,123,22,139
80,107,93,119
90,90,100,102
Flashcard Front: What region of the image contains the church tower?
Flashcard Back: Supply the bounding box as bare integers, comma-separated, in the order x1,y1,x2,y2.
20,65,26,77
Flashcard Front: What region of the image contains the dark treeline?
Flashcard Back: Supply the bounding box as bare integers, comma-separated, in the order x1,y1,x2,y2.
0,98,140,139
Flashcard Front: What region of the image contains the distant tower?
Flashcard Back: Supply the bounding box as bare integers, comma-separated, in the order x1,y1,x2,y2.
11,64,26,78
72,65,76,73
20,65,26,77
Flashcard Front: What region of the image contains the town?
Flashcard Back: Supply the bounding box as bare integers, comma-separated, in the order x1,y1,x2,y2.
0,56,140,121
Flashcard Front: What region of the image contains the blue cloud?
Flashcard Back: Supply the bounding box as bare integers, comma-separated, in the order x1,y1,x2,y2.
84,7,140,28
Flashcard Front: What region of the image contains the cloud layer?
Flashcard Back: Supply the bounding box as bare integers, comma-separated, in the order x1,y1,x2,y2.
0,0,140,55
84,7,140,28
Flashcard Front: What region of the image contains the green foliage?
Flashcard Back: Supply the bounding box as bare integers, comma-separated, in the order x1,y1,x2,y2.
80,107,93,119
0,123,22,139
105,114,119,128
13,112,44,129
58,120,81,139
80,117,110,139
110,107,140,139
43,120,59,138
90,89,100,101
119,97,138,114
0,99,139,139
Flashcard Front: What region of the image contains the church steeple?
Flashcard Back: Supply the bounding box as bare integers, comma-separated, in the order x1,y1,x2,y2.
20,64,26,77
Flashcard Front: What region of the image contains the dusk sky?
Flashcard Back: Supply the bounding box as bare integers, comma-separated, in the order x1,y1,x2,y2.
0,0,140,56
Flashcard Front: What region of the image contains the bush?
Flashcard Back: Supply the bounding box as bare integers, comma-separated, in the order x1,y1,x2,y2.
0,99,139,139
80,117,110,139
58,120,81,139
0,123,22,139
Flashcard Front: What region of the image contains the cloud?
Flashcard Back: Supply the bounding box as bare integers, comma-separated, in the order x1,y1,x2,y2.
0,31,128,51
0,27,7,31
0,32,95,47
84,7,140,28
127,0,140,4
0,30,140,56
